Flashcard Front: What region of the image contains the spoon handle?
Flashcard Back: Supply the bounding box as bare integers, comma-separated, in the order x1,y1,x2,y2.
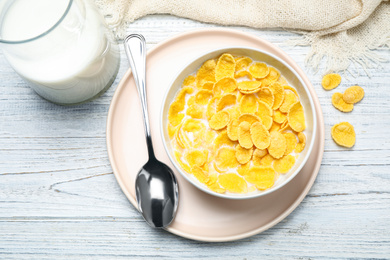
124,34,155,159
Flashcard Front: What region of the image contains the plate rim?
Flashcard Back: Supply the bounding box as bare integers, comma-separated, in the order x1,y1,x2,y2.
106,28,325,242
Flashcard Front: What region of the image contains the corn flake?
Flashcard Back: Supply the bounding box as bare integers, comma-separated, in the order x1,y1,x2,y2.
250,121,271,149
268,131,287,159
213,162,227,173
201,82,214,90
226,106,241,121
217,93,237,111
295,132,306,153
269,122,281,133
238,121,253,149
249,62,269,79
227,119,240,141
183,75,196,87
174,150,191,173
331,122,356,148
215,53,236,81
258,87,274,108
182,119,206,148
177,86,194,105
214,130,236,149
332,92,354,112
213,77,238,95
281,120,292,133
238,81,262,94
182,118,205,133
186,104,204,119
168,106,185,126
167,123,178,139
235,145,253,164
206,173,226,193
343,85,364,104
277,76,289,86
205,129,217,146
256,101,273,130
259,68,281,88
252,152,263,166
237,162,251,176
175,125,190,149
265,67,280,82
218,173,248,193
189,133,205,150
235,57,252,71
239,94,258,114
187,95,196,106
235,70,254,80
268,82,285,110
191,166,209,184
258,78,272,88
196,59,216,89
209,110,230,130
273,110,287,124
322,73,341,90
237,91,245,102
254,148,268,158
252,148,268,166
283,132,298,155
206,96,219,120
238,113,261,125
260,154,274,166
195,90,213,105
274,155,296,174
279,90,298,113
288,102,306,132
215,147,240,170
185,149,208,167
283,85,299,99
245,166,275,190
168,86,194,126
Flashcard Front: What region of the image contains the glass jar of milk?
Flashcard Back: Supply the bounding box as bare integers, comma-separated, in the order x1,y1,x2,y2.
0,0,120,105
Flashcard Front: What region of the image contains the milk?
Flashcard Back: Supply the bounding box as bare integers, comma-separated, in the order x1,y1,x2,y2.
0,0,119,105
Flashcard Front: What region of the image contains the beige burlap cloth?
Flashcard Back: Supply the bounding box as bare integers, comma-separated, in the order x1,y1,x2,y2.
95,0,390,75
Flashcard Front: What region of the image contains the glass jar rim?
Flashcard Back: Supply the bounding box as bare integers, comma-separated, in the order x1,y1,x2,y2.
0,0,73,45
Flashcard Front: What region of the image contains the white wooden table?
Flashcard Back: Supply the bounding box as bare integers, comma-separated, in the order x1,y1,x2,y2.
1,15,389,259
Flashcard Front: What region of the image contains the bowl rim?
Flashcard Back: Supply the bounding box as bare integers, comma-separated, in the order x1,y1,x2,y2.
160,46,317,200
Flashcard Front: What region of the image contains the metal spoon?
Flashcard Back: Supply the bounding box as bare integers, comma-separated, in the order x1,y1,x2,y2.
124,34,179,228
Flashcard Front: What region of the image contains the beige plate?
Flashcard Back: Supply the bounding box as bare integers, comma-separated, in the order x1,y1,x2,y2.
106,28,325,242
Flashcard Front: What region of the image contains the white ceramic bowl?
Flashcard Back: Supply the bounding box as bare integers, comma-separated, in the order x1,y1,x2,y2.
161,47,317,199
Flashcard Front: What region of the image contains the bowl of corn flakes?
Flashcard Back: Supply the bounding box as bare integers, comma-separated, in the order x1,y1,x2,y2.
161,47,317,199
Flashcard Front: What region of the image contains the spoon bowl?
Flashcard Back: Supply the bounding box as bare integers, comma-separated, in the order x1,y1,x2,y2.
124,34,179,228
135,159,178,228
